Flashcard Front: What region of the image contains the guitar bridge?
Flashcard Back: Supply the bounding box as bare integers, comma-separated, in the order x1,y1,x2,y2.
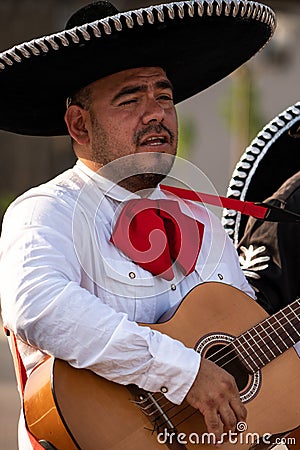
127,385,177,434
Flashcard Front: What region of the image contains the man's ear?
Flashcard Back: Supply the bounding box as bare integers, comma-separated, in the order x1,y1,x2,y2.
64,105,90,145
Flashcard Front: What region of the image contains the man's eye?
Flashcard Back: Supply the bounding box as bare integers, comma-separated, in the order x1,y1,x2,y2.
119,98,137,106
158,94,173,102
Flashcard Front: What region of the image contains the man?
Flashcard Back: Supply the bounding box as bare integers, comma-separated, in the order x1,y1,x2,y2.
223,101,300,314
0,1,275,448
222,105,300,449
239,170,300,314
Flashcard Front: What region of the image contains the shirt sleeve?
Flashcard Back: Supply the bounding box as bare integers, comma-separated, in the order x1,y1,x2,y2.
0,190,200,404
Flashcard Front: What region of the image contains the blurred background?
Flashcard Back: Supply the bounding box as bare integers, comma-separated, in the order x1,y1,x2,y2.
0,0,299,448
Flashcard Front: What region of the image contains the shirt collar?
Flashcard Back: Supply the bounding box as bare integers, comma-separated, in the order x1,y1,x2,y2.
74,160,206,223
75,159,163,202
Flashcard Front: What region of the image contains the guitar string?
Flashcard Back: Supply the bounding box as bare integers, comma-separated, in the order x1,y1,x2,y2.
196,303,300,377
159,404,199,429
143,347,300,430
141,303,300,430
146,302,300,423
144,394,198,430
196,302,300,370
150,303,300,430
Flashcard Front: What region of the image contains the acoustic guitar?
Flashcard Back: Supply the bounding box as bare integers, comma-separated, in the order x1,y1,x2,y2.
24,282,300,449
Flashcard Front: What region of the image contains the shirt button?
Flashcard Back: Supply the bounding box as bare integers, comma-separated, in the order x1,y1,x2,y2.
160,386,168,393
218,273,224,280
171,284,176,291
129,272,136,279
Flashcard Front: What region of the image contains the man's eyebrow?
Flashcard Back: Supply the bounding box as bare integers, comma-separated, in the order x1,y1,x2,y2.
111,79,174,104
112,85,146,103
155,80,174,92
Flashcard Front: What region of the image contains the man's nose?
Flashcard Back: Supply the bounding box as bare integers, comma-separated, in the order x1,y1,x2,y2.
141,98,165,124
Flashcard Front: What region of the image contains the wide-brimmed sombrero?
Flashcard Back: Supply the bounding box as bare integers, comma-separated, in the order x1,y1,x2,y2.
222,101,300,245
0,0,275,136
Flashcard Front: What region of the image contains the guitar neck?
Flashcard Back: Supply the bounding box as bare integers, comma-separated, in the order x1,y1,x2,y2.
233,298,300,374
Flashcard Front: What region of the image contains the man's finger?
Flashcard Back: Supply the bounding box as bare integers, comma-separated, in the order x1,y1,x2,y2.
230,397,247,424
203,409,224,442
218,405,238,435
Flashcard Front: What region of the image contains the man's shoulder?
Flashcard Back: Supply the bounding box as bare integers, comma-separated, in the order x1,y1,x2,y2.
270,170,300,204
3,166,90,225
13,166,87,205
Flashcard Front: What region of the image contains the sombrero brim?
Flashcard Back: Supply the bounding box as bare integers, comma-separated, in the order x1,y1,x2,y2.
222,101,300,245
0,1,275,136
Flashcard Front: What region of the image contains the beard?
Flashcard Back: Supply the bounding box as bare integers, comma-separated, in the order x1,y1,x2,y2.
117,164,171,192
90,114,177,192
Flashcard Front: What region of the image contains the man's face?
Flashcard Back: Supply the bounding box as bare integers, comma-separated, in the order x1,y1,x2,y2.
84,67,178,191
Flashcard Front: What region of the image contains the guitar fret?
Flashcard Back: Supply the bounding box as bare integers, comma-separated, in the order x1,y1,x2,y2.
250,326,272,363
267,316,290,351
261,301,299,362
276,312,300,348
244,327,272,366
243,333,266,366
275,306,300,345
285,303,300,337
272,316,289,349
233,334,261,373
280,312,298,342
235,323,274,372
256,323,277,358
266,318,287,355
278,306,299,325
234,298,300,372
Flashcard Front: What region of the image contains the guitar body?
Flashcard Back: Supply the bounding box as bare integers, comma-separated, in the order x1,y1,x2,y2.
24,283,300,449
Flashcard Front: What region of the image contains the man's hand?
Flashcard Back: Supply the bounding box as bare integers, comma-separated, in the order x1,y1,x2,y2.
185,358,247,443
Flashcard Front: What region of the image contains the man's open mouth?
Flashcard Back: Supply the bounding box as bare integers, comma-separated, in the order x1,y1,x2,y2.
140,135,169,146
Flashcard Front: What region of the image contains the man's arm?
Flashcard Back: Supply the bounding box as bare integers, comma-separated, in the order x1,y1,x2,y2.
0,192,200,403
0,191,246,437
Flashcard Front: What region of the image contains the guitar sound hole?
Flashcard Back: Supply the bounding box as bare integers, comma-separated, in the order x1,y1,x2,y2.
205,344,250,392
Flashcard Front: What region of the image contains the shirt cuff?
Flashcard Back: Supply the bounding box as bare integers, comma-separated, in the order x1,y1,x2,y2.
141,332,201,405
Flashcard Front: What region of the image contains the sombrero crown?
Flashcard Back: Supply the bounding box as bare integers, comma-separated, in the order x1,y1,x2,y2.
0,0,276,136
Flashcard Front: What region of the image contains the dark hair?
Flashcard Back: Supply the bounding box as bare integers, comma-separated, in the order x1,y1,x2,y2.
67,85,93,110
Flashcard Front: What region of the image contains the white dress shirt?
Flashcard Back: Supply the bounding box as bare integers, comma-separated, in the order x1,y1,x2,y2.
0,160,255,449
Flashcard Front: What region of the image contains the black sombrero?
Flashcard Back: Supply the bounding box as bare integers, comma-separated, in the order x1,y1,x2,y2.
222,101,300,245
0,0,275,137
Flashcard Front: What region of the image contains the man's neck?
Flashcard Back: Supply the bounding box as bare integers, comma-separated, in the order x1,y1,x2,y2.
78,157,162,195
78,157,102,173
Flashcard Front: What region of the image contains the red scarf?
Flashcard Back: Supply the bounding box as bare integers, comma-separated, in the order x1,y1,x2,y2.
111,198,204,280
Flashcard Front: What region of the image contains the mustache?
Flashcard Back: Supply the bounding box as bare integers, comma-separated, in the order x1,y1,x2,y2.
134,123,175,145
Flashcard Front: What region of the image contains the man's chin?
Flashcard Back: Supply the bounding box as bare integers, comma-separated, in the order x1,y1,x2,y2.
119,173,166,192
98,151,176,191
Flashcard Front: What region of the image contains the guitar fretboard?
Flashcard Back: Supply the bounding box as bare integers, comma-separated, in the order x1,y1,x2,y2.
232,298,300,373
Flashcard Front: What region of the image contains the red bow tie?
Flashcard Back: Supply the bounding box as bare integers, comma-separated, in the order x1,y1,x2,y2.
111,199,204,280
